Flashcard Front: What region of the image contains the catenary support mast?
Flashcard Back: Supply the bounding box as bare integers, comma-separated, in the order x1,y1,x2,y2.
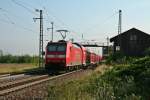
118,10,122,51
34,9,44,67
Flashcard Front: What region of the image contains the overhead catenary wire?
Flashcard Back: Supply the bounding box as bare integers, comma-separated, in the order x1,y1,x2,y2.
0,8,15,24
1,12,15,24
11,0,38,16
43,7,82,41
0,7,38,33
0,18,14,24
0,18,38,33
83,11,119,35
43,6,119,43
10,0,119,43
80,11,120,45
0,7,35,27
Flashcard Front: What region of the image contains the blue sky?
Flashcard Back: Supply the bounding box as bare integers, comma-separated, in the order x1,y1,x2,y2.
0,0,150,55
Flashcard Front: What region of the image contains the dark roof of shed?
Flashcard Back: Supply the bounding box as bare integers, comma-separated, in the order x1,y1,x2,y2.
110,28,150,42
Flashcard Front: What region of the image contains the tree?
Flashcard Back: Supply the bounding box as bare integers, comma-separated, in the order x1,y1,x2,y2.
0,50,3,56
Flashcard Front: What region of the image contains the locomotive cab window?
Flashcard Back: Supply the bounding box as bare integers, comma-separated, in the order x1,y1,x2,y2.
47,45,57,52
47,43,66,52
57,45,66,51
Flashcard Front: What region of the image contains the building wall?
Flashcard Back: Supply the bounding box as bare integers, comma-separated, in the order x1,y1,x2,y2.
112,29,150,56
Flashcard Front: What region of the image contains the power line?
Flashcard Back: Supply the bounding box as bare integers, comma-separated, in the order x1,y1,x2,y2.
0,15,37,33
1,12,15,24
11,0,38,15
0,7,34,26
83,11,119,34
0,18,37,33
43,7,67,27
0,8,15,24
43,7,82,41
0,18,14,24
0,7,38,33
15,0,37,10
42,6,82,41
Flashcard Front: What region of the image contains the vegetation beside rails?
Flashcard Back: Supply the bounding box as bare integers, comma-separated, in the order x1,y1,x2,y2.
0,51,40,74
48,56,150,100
0,63,44,74
0,52,39,65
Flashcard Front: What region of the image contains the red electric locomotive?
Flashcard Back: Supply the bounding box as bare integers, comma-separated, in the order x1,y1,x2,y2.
45,40,102,72
45,40,85,71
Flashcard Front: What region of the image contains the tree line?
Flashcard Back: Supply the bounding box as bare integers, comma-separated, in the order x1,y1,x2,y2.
0,50,39,64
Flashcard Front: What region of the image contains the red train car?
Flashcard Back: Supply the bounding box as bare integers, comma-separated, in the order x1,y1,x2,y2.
45,40,102,71
45,41,84,71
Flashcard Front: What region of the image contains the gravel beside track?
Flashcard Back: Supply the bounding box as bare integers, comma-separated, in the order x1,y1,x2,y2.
0,69,93,100
0,74,25,80
0,75,48,91
0,74,10,78
0,74,31,84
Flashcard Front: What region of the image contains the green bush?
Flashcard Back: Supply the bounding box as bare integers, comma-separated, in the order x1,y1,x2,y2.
48,56,150,100
144,47,150,56
105,51,138,65
106,51,126,64
0,54,39,64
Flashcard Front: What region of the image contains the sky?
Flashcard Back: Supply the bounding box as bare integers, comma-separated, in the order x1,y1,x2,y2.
0,0,150,55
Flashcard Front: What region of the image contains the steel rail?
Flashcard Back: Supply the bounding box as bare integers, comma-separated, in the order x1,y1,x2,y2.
0,74,10,78
0,69,83,96
0,75,48,91
0,74,26,80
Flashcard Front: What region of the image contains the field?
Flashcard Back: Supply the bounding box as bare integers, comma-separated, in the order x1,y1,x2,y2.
47,56,150,100
47,64,112,100
0,63,38,74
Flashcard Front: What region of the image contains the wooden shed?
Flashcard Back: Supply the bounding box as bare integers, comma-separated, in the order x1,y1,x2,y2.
110,28,150,56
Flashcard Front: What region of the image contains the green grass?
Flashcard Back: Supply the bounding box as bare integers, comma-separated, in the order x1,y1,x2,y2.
47,56,150,100
0,63,40,74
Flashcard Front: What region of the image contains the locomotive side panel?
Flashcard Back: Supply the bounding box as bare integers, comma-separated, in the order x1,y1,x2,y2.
45,41,103,72
66,43,83,67
81,46,86,66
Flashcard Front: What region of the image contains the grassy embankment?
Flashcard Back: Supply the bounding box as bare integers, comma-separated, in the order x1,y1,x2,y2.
47,56,150,100
0,54,41,74
0,64,40,74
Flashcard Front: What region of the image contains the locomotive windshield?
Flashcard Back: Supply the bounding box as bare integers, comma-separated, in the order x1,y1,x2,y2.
47,43,66,52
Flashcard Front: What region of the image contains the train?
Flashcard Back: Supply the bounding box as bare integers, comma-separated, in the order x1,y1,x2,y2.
45,40,102,71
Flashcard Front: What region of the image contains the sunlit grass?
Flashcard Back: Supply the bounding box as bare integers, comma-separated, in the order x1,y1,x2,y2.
0,63,38,74
47,64,111,100
47,57,150,100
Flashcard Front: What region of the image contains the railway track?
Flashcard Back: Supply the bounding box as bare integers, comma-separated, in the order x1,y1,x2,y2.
0,74,31,84
0,69,83,96
0,74,10,78
0,74,25,80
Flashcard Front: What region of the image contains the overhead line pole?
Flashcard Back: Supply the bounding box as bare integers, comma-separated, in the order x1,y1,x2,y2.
107,37,109,54
118,10,122,35
118,10,122,51
47,22,54,42
51,22,54,42
34,9,44,67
